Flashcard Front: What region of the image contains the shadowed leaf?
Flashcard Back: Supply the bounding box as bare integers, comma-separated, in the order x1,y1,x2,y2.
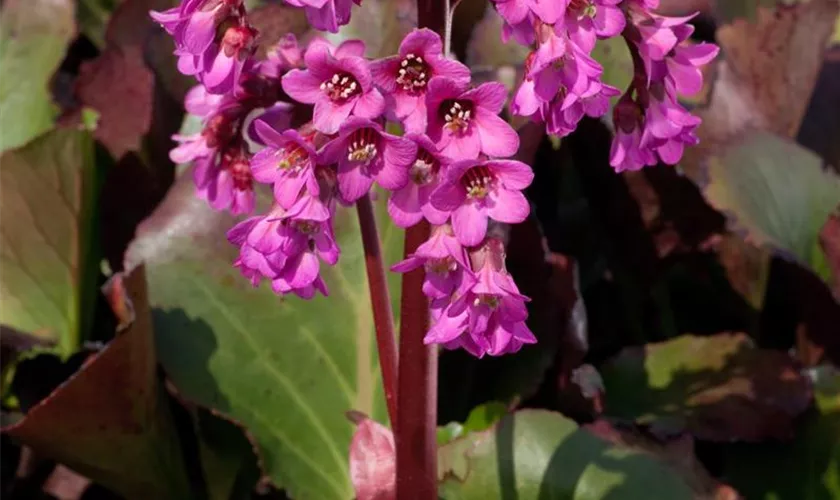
0,0,75,152
438,410,695,499
75,46,154,159
704,132,840,285
125,172,403,499
4,268,191,499
819,211,840,301
600,333,812,441
0,130,100,355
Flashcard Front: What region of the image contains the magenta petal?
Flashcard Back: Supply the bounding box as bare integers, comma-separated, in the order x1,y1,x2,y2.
313,99,354,135
181,9,217,54
487,188,529,223
336,39,366,58
370,57,400,91
430,181,466,212
452,202,488,246
282,69,324,104
433,57,471,84
490,160,534,189
463,82,508,114
353,89,386,119
475,108,519,158
337,161,375,202
388,186,423,228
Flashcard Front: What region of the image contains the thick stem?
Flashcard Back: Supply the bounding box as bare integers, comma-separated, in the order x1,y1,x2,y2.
396,221,436,499
356,194,399,425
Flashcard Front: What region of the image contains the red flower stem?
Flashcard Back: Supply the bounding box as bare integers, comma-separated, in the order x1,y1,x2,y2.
356,194,398,426
396,221,437,499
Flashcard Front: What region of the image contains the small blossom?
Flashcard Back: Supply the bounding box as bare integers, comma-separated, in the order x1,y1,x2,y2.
608,96,656,172
430,158,533,246
371,29,470,133
282,39,385,134
387,134,450,228
560,0,625,52
391,224,471,299
283,0,354,33
250,120,319,208
425,239,536,357
320,118,417,203
194,149,255,214
425,77,520,160
259,34,304,78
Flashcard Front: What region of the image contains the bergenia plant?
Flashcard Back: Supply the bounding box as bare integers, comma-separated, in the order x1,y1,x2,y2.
150,0,717,494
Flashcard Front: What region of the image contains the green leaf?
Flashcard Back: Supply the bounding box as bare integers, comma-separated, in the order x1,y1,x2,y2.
600,333,812,442
704,131,840,285
720,365,840,499
591,36,632,114
438,409,694,499
4,268,191,498
0,129,101,356
125,173,403,499
194,409,260,500
78,0,121,48
325,0,416,59
437,402,507,447
0,0,75,153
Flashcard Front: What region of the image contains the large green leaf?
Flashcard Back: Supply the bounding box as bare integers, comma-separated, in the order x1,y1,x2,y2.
720,365,840,499
600,333,812,442
125,173,403,499
4,268,191,499
0,0,75,153
0,129,101,356
704,131,840,285
438,410,695,499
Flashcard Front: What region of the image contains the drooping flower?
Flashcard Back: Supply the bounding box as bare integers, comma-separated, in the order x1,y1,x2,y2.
430,158,533,246
282,39,384,134
544,82,621,136
425,77,520,160
250,120,319,208
258,34,305,78
371,28,470,133
608,96,656,172
194,149,255,214
391,224,471,299
319,118,416,203
282,0,355,33
425,239,536,357
559,0,625,52
386,134,450,228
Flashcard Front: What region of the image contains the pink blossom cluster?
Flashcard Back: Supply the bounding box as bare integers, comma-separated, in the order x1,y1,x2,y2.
151,0,538,357
498,0,718,171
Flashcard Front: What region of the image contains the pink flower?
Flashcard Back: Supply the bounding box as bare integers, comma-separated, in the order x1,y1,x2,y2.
246,102,294,146
194,150,255,214
560,0,626,52
282,39,385,134
387,134,449,228
283,0,354,33
319,118,417,203
258,34,304,78
425,239,536,357
425,77,520,160
430,158,533,246
371,29,470,133
609,97,656,172
250,121,319,209
544,82,621,136
227,199,338,298
391,224,471,299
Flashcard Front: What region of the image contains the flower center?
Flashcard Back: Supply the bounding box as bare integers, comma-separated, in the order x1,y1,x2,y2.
292,220,320,235
346,128,379,163
396,53,430,93
441,100,473,134
409,149,438,185
277,144,309,172
569,0,597,18
425,257,458,275
320,73,361,102
221,25,256,58
473,294,500,308
461,165,495,199
229,158,252,191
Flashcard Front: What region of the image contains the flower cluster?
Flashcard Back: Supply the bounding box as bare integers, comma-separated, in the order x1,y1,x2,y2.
153,0,715,359
499,0,718,171
152,0,538,356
